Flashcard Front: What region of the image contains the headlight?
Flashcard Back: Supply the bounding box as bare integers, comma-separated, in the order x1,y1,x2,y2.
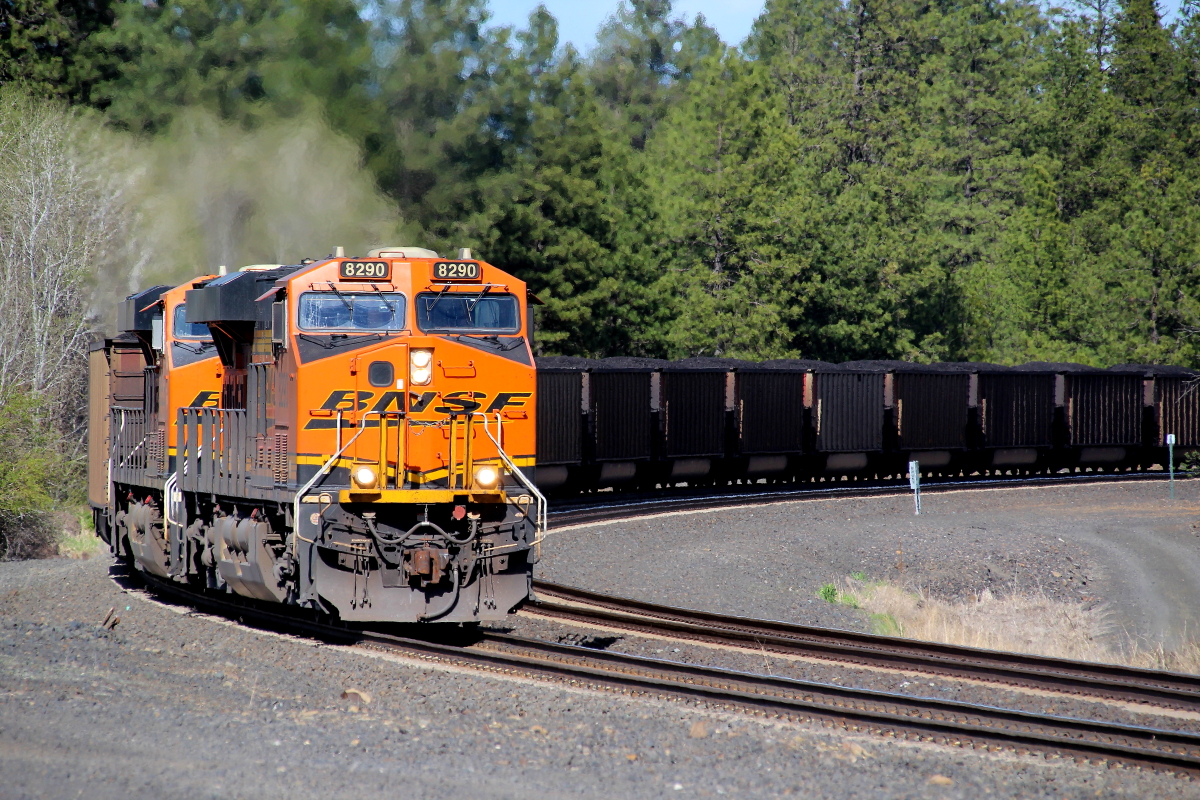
353,465,377,489
473,465,499,489
410,349,433,385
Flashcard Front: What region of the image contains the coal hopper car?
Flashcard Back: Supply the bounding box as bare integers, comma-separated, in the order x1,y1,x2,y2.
531,358,1199,494
89,250,544,623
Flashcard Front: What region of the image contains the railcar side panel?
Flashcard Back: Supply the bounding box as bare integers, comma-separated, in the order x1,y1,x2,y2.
895,372,969,451
1067,374,1142,446
592,371,653,461
87,344,112,508
814,372,884,453
977,373,1055,448
536,371,584,465
1157,377,1200,446
737,370,807,455
662,370,725,458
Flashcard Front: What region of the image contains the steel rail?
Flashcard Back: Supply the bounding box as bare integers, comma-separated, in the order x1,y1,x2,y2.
528,583,1200,711
545,471,1188,529
134,571,1200,778
535,472,1200,710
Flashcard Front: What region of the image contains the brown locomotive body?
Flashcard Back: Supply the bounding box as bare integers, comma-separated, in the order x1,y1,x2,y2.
89,250,543,623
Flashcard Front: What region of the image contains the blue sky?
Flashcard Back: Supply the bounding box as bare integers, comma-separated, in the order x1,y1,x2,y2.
485,1,766,52
484,1,1189,53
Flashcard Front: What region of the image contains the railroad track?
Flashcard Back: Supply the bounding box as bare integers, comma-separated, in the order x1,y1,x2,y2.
545,470,1186,529
528,581,1200,711
135,571,1200,778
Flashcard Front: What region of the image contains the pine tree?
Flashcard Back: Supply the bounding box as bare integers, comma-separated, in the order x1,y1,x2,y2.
648,49,804,358
368,0,506,215
447,9,665,356
587,0,722,150
87,0,375,133
0,0,117,101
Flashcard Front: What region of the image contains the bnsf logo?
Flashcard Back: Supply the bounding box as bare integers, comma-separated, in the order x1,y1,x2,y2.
304,390,530,429
188,391,220,407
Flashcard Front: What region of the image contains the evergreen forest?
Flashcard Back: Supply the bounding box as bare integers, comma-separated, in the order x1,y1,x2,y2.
3,0,1200,547
5,0,1200,366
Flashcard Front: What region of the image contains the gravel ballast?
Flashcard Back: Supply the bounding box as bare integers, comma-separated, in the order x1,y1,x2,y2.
539,479,1200,652
0,551,1194,799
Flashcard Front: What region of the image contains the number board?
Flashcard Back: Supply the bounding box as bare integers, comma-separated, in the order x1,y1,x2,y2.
338,260,391,280
431,261,481,281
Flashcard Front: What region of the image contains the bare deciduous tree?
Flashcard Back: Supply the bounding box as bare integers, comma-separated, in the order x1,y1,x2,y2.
0,89,127,450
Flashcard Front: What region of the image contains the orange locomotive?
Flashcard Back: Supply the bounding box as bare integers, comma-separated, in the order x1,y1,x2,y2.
88,276,225,561
89,249,544,623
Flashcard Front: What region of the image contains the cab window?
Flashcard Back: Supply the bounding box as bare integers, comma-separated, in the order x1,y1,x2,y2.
172,304,212,339
297,292,406,332
415,292,520,333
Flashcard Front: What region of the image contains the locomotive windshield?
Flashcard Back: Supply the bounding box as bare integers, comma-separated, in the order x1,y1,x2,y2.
298,292,407,331
172,304,212,339
415,292,520,333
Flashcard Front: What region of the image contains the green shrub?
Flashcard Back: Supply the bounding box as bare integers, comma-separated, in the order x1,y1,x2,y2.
0,391,74,559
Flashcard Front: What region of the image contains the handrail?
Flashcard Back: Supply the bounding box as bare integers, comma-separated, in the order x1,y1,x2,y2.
291,410,378,552
113,407,150,469
163,472,178,529
476,411,546,554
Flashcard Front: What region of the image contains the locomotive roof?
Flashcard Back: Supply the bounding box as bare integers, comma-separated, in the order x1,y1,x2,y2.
186,264,307,325
117,284,171,334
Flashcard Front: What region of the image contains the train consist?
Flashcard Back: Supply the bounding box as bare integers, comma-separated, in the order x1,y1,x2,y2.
88,250,543,623
88,246,1198,623
533,357,1200,493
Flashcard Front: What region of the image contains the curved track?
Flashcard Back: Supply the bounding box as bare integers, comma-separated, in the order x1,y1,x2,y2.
529,582,1200,711
534,472,1200,712
135,569,1200,779
545,470,1181,529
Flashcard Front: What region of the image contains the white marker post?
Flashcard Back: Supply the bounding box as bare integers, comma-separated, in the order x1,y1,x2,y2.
1167,433,1176,500
909,460,921,515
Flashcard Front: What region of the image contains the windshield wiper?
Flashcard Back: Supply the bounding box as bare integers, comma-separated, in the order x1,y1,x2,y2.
368,283,396,313
450,334,524,351
464,285,492,323
298,332,385,349
424,284,453,317
326,281,353,311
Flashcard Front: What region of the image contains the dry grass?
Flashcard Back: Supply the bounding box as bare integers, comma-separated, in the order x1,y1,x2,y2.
55,509,100,560
1125,640,1200,675
830,577,1200,674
